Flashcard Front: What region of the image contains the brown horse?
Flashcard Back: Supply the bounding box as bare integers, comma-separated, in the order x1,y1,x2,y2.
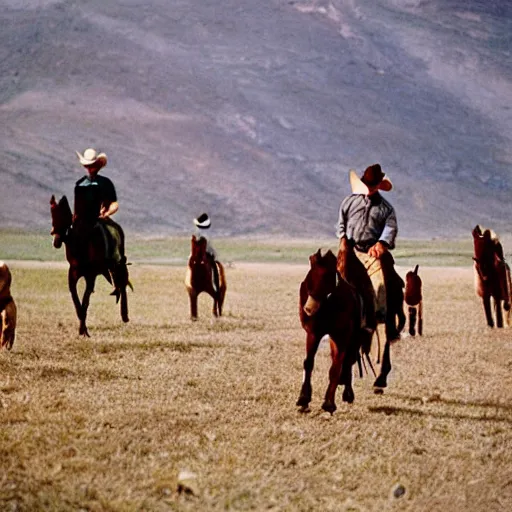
405,264,423,336
297,248,364,414
0,261,17,350
50,195,131,336
185,235,226,320
472,225,511,328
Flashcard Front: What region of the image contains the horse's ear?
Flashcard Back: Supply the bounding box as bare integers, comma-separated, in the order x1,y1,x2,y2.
50,195,56,205
414,264,419,274
325,250,337,268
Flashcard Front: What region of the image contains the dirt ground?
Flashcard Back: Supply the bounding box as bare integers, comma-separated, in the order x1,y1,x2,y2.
1,262,511,511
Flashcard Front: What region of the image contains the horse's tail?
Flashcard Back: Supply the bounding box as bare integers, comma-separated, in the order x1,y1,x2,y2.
504,262,512,311
216,261,226,290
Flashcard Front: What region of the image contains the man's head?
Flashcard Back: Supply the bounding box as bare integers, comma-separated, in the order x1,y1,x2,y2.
76,148,107,176
349,164,392,195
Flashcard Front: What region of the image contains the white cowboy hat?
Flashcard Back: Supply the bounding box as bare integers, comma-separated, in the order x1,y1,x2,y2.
194,213,211,229
349,164,392,194
76,148,108,168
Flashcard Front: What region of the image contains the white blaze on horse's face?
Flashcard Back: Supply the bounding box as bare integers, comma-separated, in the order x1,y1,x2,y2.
303,296,320,316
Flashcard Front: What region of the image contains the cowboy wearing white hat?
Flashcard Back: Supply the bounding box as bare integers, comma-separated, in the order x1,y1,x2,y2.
75,148,118,221
193,213,220,291
336,164,402,343
74,148,126,269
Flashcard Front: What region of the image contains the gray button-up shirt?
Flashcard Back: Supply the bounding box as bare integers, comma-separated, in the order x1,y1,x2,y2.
336,192,397,251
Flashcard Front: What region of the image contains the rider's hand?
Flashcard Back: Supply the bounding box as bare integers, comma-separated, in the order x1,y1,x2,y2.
368,241,388,259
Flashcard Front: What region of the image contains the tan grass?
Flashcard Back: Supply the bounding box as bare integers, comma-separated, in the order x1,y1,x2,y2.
1,263,511,511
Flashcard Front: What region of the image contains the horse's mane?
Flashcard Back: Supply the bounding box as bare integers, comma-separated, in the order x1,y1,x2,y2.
190,235,208,265
474,224,499,242
473,225,504,262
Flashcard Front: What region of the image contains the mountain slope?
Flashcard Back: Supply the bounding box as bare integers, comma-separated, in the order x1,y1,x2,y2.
1,0,511,238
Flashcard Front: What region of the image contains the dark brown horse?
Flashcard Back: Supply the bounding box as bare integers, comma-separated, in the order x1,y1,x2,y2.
50,195,131,336
185,235,226,320
0,261,17,350
472,225,511,328
405,264,423,336
297,248,364,414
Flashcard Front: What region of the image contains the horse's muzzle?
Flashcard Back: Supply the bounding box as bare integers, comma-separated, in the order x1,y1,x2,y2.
303,296,321,317
53,235,62,249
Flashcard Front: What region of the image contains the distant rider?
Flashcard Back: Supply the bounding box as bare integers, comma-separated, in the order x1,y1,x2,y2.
194,213,220,292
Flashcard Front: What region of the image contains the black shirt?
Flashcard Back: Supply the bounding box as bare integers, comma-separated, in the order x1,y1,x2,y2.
74,174,117,223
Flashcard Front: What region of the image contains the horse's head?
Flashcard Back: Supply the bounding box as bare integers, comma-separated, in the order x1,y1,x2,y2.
472,225,502,281
189,235,208,266
303,248,338,316
50,195,72,248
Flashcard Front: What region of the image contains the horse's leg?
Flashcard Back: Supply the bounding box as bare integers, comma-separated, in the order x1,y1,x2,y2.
211,290,219,318
68,269,85,335
397,308,406,335
418,302,423,336
373,340,391,392
322,337,345,414
120,287,129,323
1,300,17,350
218,288,226,317
297,332,321,410
495,296,504,328
113,259,130,323
189,289,198,320
340,339,359,404
79,275,96,337
408,306,417,336
217,264,226,317
483,294,494,327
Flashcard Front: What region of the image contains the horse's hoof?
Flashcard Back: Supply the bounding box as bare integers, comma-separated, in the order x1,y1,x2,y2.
296,395,311,408
122,316,129,323
373,387,385,395
342,388,355,404
321,401,336,414
373,376,388,389
298,405,311,414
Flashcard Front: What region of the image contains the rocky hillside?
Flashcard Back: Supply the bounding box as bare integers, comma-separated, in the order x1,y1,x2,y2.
1,0,511,239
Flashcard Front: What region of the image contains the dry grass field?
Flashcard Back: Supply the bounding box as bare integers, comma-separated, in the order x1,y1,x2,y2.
1,260,512,511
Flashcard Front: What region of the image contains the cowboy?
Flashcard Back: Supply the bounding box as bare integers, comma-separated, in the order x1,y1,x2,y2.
74,148,124,265
194,213,220,292
336,164,402,341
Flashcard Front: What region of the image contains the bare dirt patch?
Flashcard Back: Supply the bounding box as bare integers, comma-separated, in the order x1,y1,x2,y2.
1,263,511,511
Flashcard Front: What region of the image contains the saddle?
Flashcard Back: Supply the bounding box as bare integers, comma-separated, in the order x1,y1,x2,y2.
98,218,125,265
338,239,404,343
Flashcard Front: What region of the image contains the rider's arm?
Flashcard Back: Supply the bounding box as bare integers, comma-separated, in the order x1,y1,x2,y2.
379,208,397,250
369,205,397,258
100,201,118,218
